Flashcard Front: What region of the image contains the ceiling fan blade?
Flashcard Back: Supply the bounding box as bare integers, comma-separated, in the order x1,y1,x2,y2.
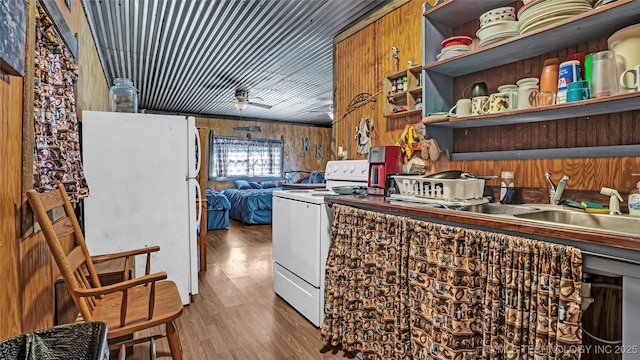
248,101,272,109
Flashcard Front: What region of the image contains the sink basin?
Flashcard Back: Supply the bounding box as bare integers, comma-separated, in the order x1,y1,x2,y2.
460,203,539,215
514,210,640,235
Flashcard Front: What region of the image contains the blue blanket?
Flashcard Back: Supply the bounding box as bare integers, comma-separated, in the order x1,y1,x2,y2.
221,188,281,224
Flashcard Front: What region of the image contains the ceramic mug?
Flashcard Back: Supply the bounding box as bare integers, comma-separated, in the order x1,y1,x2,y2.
448,98,472,117
471,96,489,116
498,84,518,110
488,92,510,113
566,80,590,102
517,85,538,110
620,64,640,92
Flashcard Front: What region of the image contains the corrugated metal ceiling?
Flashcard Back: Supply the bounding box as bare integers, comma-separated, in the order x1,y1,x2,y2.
82,0,392,125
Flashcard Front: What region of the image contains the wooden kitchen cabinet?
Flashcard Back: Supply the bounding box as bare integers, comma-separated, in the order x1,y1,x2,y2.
383,64,423,118
421,0,640,160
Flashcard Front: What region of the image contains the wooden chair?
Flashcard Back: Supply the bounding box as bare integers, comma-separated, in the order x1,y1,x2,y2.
26,184,184,359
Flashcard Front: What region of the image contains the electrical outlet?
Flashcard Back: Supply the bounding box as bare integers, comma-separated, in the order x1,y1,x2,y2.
317,159,321,165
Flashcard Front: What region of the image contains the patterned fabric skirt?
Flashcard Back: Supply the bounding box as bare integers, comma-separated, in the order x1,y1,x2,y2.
322,205,583,360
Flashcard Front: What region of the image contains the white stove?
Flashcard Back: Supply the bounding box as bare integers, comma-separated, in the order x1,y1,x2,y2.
273,160,369,204
272,160,369,326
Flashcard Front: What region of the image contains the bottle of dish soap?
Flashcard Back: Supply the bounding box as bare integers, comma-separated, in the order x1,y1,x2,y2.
629,175,640,217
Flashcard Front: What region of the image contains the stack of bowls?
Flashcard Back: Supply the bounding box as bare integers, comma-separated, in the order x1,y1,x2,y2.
437,36,472,61
477,7,518,48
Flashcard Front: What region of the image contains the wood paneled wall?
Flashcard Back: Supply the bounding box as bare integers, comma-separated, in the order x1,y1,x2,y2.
334,0,424,161
335,0,640,195
195,117,331,192
14,0,109,336
72,0,109,117
0,74,24,339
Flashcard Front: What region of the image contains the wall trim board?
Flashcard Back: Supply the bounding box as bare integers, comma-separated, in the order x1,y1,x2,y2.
39,0,78,57
334,0,412,44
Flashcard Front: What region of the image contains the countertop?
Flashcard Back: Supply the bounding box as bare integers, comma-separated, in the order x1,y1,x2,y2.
326,194,640,266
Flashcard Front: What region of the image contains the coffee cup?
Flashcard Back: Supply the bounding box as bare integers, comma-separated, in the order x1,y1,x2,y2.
448,98,472,117
620,64,640,92
498,84,518,110
471,96,489,116
566,80,589,103
488,92,510,113
517,86,538,110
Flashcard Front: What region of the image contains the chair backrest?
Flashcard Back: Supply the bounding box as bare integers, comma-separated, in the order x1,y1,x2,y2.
26,184,103,322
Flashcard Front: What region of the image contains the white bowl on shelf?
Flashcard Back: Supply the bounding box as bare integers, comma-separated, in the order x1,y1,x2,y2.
480,7,516,27
476,20,518,40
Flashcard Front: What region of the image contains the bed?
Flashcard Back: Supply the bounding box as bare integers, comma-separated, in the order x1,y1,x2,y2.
205,186,231,230
221,180,281,225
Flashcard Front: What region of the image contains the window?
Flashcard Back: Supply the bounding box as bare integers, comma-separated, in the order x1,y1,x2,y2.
209,133,283,181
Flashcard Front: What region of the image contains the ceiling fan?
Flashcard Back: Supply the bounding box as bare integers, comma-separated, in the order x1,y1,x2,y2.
234,89,272,110
309,104,335,119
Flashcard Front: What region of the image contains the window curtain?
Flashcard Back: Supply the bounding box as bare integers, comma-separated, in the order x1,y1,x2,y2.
33,5,88,201
323,204,583,360
210,135,282,178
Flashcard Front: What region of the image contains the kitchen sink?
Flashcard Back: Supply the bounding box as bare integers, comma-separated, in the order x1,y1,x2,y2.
514,210,640,235
460,203,540,215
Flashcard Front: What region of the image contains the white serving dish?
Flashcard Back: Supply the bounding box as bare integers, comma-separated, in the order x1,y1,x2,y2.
480,6,516,26
476,20,518,40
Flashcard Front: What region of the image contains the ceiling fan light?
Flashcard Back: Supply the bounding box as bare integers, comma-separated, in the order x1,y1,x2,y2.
234,101,248,111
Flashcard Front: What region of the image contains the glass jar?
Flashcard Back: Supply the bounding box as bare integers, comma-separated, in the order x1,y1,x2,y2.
109,78,138,113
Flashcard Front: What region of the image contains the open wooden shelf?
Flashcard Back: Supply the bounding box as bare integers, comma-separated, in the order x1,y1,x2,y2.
420,0,640,160
385,108,422,119
383,65,423,118
431,92,640,128
423,0,640,77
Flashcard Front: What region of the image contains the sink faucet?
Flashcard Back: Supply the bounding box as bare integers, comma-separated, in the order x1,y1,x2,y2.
544,172,570,205
600,187,624,215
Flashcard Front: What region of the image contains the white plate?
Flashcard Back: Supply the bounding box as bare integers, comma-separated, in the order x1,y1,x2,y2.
519,0,590,22
519,2,591,24
478,31,518,46
478,34,517,48
519,0,591,25
436,49,469,61
476,20,518,40
518,0,589,19
440,44,471,53
520,14,577,34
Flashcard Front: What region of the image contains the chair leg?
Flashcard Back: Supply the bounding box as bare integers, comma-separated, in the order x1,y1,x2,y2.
118,344,126,360
149,337,156,360
166,320,183,360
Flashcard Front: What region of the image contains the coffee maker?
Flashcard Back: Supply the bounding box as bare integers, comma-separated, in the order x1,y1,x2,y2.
367,146,402,196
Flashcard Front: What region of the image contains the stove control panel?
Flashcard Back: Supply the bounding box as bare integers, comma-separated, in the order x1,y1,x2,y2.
325,160,369,181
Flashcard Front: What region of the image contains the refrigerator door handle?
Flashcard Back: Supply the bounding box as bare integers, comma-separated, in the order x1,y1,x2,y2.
194,125,202,176
194,179,203,227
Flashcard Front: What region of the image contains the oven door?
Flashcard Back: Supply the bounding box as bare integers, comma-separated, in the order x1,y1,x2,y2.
272,196,322,287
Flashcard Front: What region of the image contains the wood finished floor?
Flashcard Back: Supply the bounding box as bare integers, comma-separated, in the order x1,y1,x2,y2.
130,220,354,359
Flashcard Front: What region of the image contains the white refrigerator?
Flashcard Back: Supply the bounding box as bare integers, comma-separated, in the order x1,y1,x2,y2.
82,110,201,305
